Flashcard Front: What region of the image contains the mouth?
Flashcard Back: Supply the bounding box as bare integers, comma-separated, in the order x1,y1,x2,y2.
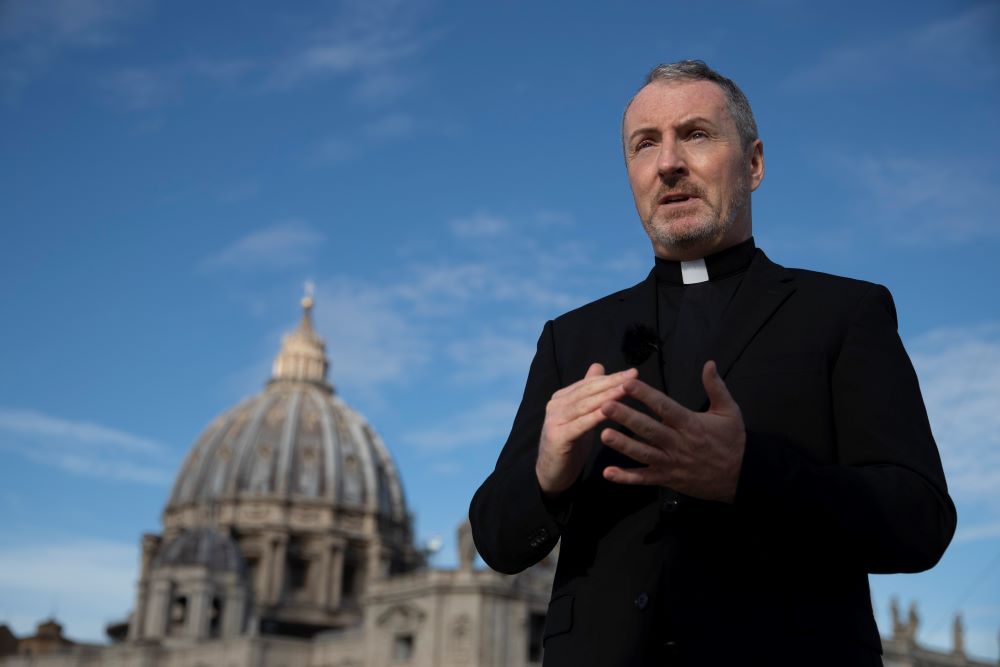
658,193,698,205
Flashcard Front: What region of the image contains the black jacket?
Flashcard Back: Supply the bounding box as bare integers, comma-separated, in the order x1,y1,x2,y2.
469,250,955,667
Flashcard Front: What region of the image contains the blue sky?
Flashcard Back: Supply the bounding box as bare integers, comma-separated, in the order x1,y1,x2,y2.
1,0,998,659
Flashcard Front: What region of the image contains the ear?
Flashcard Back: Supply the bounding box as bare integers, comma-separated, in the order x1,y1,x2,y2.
748,139,765,192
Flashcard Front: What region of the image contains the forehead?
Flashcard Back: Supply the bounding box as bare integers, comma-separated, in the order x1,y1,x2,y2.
623,79,732,134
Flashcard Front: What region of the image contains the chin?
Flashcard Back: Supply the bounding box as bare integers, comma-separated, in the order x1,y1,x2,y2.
646,216,724,251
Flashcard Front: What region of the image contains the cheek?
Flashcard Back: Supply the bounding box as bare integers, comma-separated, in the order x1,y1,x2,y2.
626,169,648,198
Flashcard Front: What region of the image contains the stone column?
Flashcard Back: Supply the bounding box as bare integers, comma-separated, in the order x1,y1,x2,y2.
128,534,162,640
267,533,288,604
223,585,247,638
145,578,173,640
317,537,345,610
330,542,345,609
187,578,213,639
367,539,392,581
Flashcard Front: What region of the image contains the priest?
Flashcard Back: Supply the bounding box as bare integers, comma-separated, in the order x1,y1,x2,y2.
469,60,955,667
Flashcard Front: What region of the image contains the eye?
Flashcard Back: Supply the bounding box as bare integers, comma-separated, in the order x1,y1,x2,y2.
689,130,709,140
634,139,655,151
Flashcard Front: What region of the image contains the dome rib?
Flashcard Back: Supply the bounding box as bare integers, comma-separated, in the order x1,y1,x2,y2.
273,389,302,496
169,402,244,508
196,403,251,504
310,388,336,502
368,429,406,519
345,400,379,514
315,388,340,504
226,391,279,496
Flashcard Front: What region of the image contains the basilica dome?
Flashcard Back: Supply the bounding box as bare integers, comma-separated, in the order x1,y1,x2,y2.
164,294,409,530
154,294,418,634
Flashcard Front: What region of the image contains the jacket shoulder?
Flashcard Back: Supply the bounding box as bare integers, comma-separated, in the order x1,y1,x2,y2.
785,266,875,291
550,277,648,327
778,261,888,308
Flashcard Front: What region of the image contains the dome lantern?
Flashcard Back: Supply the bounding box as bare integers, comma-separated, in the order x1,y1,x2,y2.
269,282,332,392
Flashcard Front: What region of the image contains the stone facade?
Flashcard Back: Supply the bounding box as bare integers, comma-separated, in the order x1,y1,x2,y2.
0,297,994,667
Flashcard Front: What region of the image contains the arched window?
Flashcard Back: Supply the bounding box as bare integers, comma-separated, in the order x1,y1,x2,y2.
168,595,188,635
209,597,223,638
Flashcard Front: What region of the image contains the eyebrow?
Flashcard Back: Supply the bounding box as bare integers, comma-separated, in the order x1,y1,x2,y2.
676,115,719,129
626,115,720,144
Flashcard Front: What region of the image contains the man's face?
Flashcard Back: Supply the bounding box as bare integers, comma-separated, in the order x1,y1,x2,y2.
622,79,764,260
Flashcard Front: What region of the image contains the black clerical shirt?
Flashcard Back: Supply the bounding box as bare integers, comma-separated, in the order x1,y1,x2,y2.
654,237,757,410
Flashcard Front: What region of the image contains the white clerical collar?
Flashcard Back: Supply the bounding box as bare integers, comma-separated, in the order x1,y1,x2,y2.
680,258,709,284
652,238,757,285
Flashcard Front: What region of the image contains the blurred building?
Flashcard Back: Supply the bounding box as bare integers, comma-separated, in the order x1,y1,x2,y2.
0,297,992,667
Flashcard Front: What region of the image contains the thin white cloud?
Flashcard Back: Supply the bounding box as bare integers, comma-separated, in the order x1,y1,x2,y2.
405,399,519,452
450,212,510,239
262,0,438,101
534,210,576,227
784,4,1000,90
839,153,998,244
0,539,137,641
200,220,325,272
909,323,1000,510
217,180,260,204
313,278,431,391
0,0,150,94
311,112,417,164
99,58,256,111
188,57,255,83
448,332,537,383
427,461,463,476
0,407,172,486
33,451,172,486
363,112,415,139
0,407,163,455
100,66,177,110
955,521,1000,543
0,0,147,43
391,262,493,310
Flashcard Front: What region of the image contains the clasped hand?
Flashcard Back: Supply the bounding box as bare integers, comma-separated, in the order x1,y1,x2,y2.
535,361,746,503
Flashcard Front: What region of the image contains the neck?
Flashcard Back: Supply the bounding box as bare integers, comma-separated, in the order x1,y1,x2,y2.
653,207,753,261
653,232,751,261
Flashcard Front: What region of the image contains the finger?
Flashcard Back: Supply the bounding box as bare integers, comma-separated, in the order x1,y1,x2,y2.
584,362,605,379
600,428,670,467
702,360,737,415
600,400,679,449
620,379,692,429
552,366,638,401
559,382,631,421
556,407,619,443
602,465,664,486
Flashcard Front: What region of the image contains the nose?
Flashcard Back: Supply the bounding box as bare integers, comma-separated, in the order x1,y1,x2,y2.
656,140,687,180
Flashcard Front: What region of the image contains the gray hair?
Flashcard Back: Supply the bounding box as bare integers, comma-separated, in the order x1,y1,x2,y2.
625,60,759,150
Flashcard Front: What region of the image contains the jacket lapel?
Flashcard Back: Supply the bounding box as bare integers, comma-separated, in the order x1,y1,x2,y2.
688,250,797,411
580,272,666,482
613,271,667,396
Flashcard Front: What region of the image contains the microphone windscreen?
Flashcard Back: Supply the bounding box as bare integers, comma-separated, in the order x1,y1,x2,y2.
621,323,659,366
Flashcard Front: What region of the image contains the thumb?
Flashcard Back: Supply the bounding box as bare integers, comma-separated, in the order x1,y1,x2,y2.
702,361,736,414
584,362,605,379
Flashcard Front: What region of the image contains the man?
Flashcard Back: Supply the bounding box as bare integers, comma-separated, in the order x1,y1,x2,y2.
469,61,955,666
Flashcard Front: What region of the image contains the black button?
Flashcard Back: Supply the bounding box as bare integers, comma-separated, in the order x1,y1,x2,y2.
662,640,679,661
634,592,649,610
661,498,679,512
528,528,549,548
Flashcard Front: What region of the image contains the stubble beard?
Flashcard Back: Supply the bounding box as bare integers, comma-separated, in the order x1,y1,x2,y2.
643,175,750,252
